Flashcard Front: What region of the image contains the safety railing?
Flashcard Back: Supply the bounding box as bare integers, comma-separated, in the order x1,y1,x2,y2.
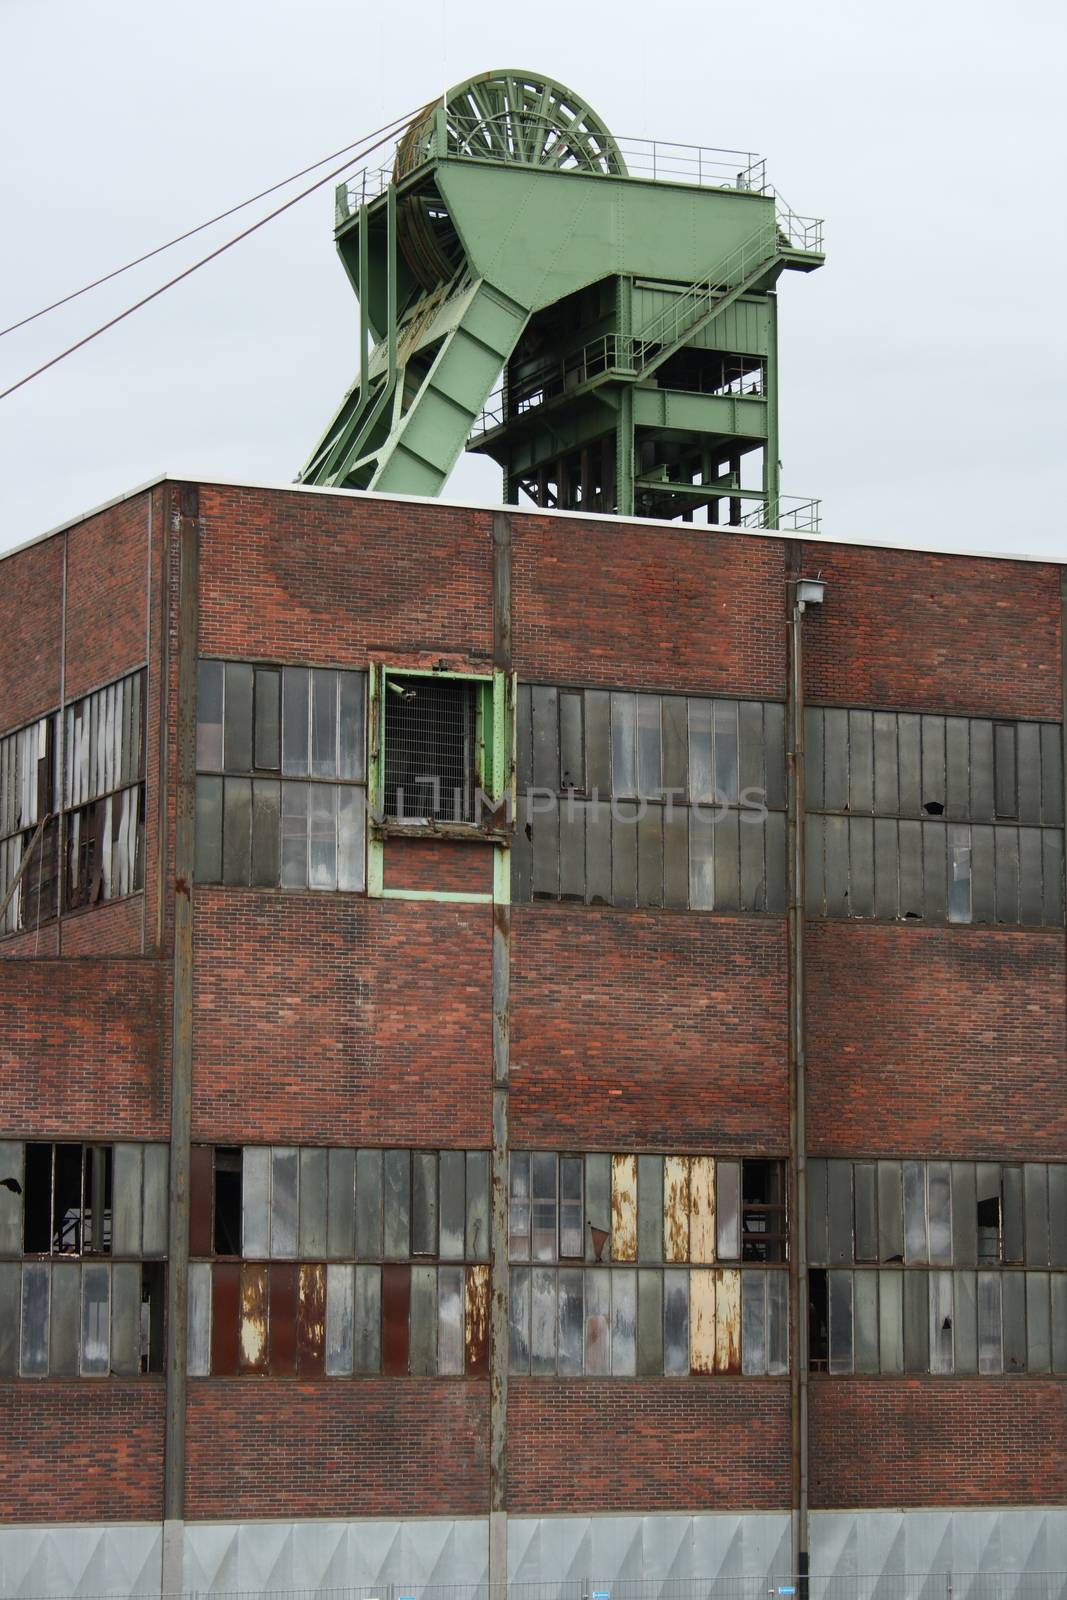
740,495,823,533
628,223,778,372
472,336,624,435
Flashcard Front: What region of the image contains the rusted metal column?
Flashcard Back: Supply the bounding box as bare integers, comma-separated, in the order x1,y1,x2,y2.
162,483,200,1597
786,548,810,1593
489,510,513,1598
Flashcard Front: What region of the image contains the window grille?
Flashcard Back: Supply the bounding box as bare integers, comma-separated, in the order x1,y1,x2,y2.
383,675,478,823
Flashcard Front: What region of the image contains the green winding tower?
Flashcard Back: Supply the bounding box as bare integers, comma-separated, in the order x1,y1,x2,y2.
301,70,824,527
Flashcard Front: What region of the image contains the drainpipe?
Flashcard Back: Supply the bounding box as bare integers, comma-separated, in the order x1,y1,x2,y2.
787,565,825,1594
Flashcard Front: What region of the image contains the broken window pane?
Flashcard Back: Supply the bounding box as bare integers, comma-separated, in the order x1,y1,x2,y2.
559,690,585,792
929,1269,954,1373
744,1158,786,1262
213,1148,242,1256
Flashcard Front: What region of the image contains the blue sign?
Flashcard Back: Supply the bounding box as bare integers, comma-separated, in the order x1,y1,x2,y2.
778,1587,797,1594
593,1590,611,1597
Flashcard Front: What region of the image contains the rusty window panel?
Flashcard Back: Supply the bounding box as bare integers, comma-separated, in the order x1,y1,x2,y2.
269,1262,299,1376
223,663,253,774
222,777,252,886
637,696,662,798
584,1268,611,1375
559,1157,584,1259
559,798,586,901
438,1151,465,1261
437,1265,464,1375
111,1145,142,1258
195,776,223,883
1002,1165,1024,1262
826,1161,853,1265
325,1263,354,1375
559,690,585,793
611,694,637,798
297,1262,326,1375
977,1269,1003,1372
854,1163,877,1263
238,1263,269,1373
1049,1166,1067,1269
382,1264,410,1375
508,1266,531,1374
585,798,612,905
353,1264,381,1373
1041,724,1064,824
872,711,898,816
1052,1277,1067,1373
530,1266,556,1375
532,795,560,899
944,717,970,820
1042,832,1064,927
0,1142,25,1255
610,1155,637,1263
636,1267,663,1375
558,1266,584,1375
354,1148,383,1259
688,700,714,804
611,798,638,907
509,1152,531,1261
583,1154,610,1263
465,1151,489,1261
515,685,533,794
804,812,825,915
49,1261,79,1376
662,1268,689,1375
716,1160,741,1261
902,1269,928,1372
823,816,848,917
714,1267,741,1374
689,1156,715,1264
848,710,874,814
852,1269,878,1374
611,1268,636,1375
383,1149,411,1260
928,1269,953,1374
211,1261,240,1375
637,1155,663,1263
741,1268,767,1375
0,1263,20,1376
531,686,559,792
584,690,611,794
196,660,224,771
1024,1164,1051,1266
187,1261,212,1376
713,808,740,911
768,1269,788,1374
689,1267,716,1375
411,1152,438,1257
877,1269,903,1373
662,695,689,797
739,809,766,912
663,802,689,910
827,1269,853,1374
531,1152,557,1262
662,1155,690,1263
409,1265,438,1374
953,1269,977,1372
1002,1270,1026,1372
465,1262,490,1376
688,808,714,910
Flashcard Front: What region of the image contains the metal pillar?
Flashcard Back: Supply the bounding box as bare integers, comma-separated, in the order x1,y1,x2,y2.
162,483,199,1597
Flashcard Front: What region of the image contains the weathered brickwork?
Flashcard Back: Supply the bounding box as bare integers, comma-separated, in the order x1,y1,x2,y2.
807,922,1067,1158
0,958,169,1138
383,837,495,895
810,1379,1067,1507
185,1381,488,1518
192,889,493,1145
799,541,1062,720
508,1379,791,1511
62,493,151,703
511,907,788,1150
0,1382,165,1522
0,536,63,735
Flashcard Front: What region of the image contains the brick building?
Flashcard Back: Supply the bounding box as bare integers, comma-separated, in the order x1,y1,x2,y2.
0,475,1064,1598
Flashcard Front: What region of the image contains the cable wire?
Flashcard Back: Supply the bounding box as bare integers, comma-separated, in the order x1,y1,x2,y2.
0,110,418,342
0,108,423,405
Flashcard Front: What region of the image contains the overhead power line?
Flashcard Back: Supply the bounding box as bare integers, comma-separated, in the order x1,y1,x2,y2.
0,111,419,342
0,107,425,406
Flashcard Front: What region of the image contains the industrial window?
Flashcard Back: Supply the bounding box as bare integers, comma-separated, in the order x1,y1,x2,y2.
383,674,480,823
185,1143,491,1378
195,661,367,891
0,1140,168,1380
0,713,59,932
63,671,146,912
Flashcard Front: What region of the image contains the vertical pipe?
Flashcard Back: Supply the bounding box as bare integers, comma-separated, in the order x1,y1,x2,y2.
766,297,781,529
489,510,513,1598
162,483,199,1598
786,547,810,1592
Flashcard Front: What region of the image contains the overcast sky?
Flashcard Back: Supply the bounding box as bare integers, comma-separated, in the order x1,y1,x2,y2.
1,0,1064,561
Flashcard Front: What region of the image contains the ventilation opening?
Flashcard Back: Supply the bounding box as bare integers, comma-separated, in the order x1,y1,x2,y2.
923,800,944,816
214,1147,242,1256
977,1194,1001,1264
809,1268,828,1370
383,676,478,823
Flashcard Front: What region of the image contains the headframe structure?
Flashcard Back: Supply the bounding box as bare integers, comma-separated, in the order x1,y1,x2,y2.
300,71,825,527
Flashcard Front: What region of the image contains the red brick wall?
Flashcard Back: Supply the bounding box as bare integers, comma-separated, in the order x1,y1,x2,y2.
192,890,492,1145
0,1381,164,1521
197,486,495,667
60,896,145,957
512,512,787,696
63,493,150,703
383,838,495,894
800,542,1062,720
810,1378,1067,1507
0,536,63,734
511,907,788,1150
0,959,169,1138
806,922,1067,1158
185,1380,487,1517
508,1379,790,1511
